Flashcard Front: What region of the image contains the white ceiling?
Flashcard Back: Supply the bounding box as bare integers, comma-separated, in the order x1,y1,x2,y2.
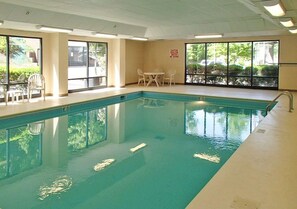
0,0,296,40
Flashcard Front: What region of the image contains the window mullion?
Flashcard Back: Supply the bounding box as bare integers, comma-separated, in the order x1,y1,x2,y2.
6,36,9,88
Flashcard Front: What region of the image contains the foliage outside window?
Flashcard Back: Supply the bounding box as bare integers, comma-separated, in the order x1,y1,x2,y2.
68,107,107,151
68,41,107,92
206,43,228,85
0,35,41,100
186,41,279,89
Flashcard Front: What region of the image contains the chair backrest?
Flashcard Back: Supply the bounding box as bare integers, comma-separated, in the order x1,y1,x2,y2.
137,68,143,76
169,70,176,75
17,74,26,82
0,84,6,95
28,74,45,88
166,70,176,78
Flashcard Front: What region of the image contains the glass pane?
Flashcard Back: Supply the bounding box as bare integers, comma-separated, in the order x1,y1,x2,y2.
229,42,251,77
9,37,41,83
68,41,88,79
228,77,251,86
186,75,205,84
253,77,278,87
0,36,7,84
186,44,206,78
88,77,106,88
89,43,107,77
206,76,227,85
206,43,227,75
68,79,88,90
253,41,279,77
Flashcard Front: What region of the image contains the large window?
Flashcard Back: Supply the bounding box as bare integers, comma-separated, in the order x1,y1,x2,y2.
0,35,41,100
68,41,107,92
186,40,279,89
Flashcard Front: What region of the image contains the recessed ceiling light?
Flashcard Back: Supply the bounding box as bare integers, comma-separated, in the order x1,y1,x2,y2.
289,27,297,34
93,32,117,38
131,37,148,41
280,18,294,27
194,34,223,39
262,0,285,17
36,25,73,33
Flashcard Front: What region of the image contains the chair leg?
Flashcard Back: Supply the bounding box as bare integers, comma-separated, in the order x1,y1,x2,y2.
5,93,7,105
28,90,31,102
21,92,24,102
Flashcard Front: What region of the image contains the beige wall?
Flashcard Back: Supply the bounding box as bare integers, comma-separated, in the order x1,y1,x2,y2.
143,40,185,84
125,40,145,85
278,36,297,90
47,33,68,96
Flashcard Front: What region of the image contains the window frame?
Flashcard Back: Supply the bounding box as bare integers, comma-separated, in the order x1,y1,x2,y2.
68,40,108,93
185,40,280,90
0,34,42,102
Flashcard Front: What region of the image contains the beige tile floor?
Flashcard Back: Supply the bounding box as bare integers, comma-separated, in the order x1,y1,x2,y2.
0,85,296,209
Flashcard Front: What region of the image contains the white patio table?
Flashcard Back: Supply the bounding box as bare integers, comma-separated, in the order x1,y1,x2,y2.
143,72,165,87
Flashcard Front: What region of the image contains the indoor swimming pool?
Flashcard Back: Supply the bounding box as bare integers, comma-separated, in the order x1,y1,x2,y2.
0,92,272,209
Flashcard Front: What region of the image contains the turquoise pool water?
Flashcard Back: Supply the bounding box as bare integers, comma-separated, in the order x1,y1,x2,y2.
0,92,269,209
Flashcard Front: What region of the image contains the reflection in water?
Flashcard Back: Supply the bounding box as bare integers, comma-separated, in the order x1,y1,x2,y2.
0,125,42,180
185,101,265,149
39,175,73,200
0,107,107,181
68,108,107,151
130,143,147,153
137,98,166,109
93,158,116,171
193,153,221,163
27,121,45,135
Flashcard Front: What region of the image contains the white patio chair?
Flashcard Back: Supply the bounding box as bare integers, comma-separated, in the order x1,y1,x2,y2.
6,74,26,104
163,70,176,86
137,68,147,86
0,84,7,105
27,74,46,102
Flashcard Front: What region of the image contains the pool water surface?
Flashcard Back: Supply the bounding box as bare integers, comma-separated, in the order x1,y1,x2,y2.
0,93,268,209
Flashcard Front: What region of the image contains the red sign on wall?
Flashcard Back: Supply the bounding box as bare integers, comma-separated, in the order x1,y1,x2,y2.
170,49,179,58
